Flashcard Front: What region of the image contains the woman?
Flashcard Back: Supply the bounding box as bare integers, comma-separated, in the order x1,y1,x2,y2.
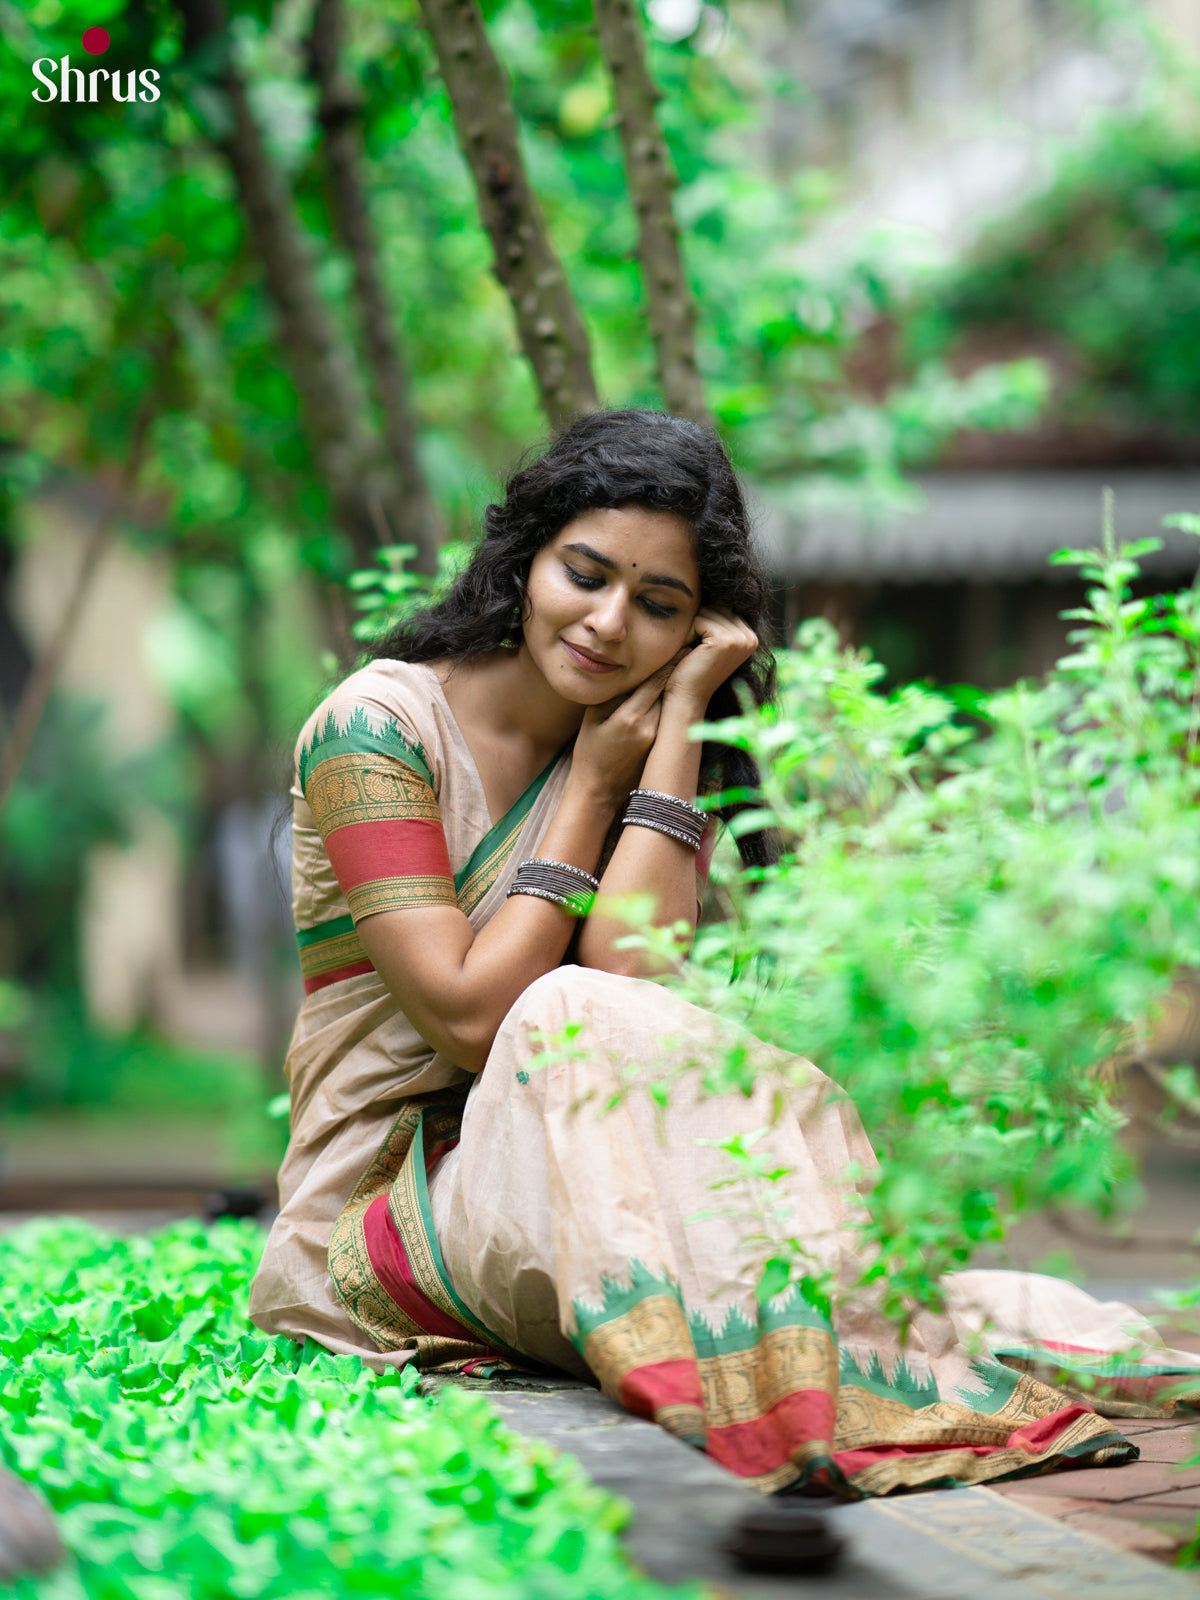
252,410,1197,1497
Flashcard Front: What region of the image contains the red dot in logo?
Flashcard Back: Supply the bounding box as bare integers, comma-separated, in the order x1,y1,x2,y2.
81,26,110,54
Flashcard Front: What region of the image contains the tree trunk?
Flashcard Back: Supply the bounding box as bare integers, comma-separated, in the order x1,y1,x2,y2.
308,0,440,574
592,0,711,426
177,0,392,570
415,0,599,427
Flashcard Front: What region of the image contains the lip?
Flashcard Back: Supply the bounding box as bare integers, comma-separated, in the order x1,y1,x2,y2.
561,639,622,673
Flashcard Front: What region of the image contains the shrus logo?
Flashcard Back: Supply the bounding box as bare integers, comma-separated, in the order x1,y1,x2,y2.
32,27,161,103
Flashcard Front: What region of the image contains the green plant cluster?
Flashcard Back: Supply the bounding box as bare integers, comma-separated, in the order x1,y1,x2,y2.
0,1217,692,1600
638,517,1200,1319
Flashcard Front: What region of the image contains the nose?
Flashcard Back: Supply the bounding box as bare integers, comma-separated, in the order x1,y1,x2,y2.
585,586,630,643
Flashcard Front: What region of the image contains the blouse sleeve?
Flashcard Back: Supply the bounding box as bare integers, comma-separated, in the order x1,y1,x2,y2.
299,702,459,922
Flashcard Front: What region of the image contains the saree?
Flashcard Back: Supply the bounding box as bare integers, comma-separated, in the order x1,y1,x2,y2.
251,659,1200,1495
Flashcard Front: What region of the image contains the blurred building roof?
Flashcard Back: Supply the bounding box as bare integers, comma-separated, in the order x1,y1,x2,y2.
759,470,1200,584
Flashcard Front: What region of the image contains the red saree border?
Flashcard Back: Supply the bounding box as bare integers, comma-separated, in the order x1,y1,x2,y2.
327,1091,528,1371
577,1286,1138,1496
361,1193,484,1347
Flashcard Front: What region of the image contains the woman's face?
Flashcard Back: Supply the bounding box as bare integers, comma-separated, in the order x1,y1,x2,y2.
521,506,701,704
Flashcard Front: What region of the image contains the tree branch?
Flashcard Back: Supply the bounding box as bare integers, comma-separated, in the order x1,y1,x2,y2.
592,0,711,425
415,0,598,426
308,0,440,574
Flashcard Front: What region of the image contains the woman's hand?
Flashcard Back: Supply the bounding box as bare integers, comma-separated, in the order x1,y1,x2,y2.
661,608,758,719
570,656,681,806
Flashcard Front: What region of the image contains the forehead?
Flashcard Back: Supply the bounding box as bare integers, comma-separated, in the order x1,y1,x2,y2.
551,506,698,573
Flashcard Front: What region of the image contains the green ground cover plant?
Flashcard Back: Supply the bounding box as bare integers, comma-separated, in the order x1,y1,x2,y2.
0,1218,694,1600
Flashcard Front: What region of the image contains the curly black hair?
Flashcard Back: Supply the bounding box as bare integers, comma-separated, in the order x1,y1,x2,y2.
372,409,778,866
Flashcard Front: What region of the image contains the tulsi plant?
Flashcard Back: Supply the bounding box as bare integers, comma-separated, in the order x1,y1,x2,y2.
662,506,1200,1321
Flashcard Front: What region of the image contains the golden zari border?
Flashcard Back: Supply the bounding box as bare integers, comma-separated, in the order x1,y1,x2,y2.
328,1093,464,1352
306,751,443,832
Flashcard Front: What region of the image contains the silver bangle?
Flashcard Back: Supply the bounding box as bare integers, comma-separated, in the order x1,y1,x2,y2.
508,884,587,911
517,858,599,890
623,817,704,850
506,857,598,914
622,789,707,853
629,789,707,823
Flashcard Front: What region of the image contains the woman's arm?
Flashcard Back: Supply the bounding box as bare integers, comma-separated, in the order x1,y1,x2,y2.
354,663,677,1073
576,609,758,978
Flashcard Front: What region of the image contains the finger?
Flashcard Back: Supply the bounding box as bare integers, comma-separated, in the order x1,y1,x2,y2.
626,653,687,707
693,608,751,644
590,659,674,724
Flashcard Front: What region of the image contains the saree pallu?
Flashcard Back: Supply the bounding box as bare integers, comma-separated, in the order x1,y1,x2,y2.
252,659,1200,1496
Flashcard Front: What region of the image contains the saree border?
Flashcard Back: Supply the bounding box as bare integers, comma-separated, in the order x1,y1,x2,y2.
564,1257,1138,1496
327,1089,526,1367
455,752,561,914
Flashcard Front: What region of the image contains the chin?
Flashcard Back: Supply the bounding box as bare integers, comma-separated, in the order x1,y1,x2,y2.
554,672,626,706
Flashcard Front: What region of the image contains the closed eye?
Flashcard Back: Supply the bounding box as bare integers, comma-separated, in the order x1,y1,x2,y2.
564,565,679,619
564,565,602,591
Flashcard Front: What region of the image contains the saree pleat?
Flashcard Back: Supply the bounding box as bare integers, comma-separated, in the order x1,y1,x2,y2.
252,658,1200,1494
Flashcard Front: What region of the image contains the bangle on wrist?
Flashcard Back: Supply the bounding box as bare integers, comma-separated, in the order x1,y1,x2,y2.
506,858,599,914
621,789,707,853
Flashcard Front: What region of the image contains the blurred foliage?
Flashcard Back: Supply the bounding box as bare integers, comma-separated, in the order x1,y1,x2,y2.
0,0,1045,561
905,113,1200,436
347,538,472,643
0,993,283,1176
0,692,190,990
0,0,1046,1103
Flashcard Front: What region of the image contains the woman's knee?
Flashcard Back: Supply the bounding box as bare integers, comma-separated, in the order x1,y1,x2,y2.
498,963,637,1038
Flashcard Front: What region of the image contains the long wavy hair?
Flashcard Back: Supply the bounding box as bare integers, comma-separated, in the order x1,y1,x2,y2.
372,409,779,867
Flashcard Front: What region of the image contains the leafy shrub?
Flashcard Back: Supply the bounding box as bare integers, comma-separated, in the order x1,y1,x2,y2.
0,1219,692,1600
642,509,1200,1320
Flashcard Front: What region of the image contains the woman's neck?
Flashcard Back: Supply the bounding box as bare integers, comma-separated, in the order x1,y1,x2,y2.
434,647,585,760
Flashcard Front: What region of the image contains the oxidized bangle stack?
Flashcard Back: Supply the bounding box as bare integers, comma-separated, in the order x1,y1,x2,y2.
506,858,599,915
621,788,708,852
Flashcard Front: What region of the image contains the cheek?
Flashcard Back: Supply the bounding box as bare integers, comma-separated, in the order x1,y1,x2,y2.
635,616,692,672
523,573,558,626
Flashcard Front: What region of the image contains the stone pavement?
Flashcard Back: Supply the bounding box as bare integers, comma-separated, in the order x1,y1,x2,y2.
425,1373,1200,1599
989,1415,1200,1567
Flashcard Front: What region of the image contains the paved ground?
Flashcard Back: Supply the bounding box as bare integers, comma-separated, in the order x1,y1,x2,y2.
427,1372,1200,1598
989,1414,1200,1567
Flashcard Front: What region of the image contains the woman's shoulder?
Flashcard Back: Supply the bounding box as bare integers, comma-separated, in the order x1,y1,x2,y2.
293,659,443,786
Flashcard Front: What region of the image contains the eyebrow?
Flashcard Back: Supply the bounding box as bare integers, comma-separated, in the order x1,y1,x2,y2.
561,542,695,599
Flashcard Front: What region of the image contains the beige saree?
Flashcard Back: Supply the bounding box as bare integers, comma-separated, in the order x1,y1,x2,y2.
251,660,1200,1496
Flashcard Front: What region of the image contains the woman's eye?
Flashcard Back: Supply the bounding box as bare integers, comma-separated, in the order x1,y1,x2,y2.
564,565,677,619
564,565,602,590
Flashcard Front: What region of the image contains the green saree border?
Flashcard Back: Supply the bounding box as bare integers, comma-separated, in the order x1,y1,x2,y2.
327,1090,526,1366
299,706,434,793
455,751,562,913
386,1114,526,1359
328,1095,439,1352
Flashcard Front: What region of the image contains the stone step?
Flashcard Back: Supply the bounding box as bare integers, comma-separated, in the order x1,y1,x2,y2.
425,1375,1200,1600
